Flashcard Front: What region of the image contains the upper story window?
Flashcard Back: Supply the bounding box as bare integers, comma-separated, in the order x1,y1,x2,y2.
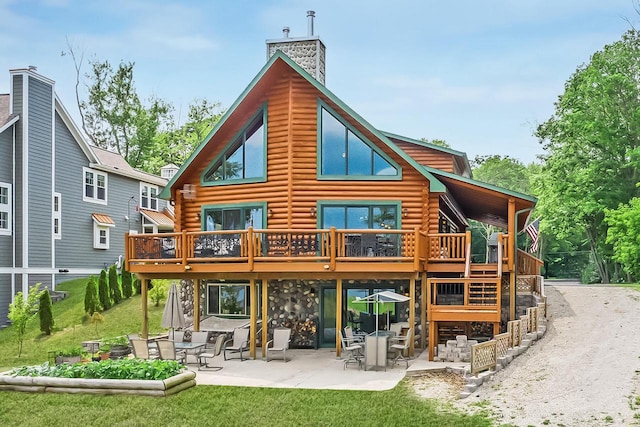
0,183,12,235
140,183,158,211
319,104,399,179
202,109,266,185
53,192,61,239
83,167,107,204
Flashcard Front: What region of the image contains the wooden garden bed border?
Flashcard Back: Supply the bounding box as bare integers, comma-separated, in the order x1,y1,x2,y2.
0,370,196,396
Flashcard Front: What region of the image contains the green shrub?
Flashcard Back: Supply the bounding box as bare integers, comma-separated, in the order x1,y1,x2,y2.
54,346,84,357
121,268,133,299
84,275,101,315
148,280,168,307
109,264,122,304
9,359,185,380
98,269,112,310
8,283,43,357
38,288,54,335
133,275,142,295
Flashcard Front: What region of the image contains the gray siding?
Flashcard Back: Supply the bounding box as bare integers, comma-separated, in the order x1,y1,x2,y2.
27,76,53,268
0,274,10,326
12,74,23,267
0,127,13,266
28,274,52,291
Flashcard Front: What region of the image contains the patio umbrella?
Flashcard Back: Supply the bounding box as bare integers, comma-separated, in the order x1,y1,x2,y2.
353,290,409,335
161,283,185,339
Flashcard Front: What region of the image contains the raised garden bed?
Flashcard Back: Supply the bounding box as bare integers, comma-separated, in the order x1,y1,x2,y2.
0,359,196,396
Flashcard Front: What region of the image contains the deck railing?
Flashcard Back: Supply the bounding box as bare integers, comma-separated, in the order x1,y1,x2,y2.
427,232,468,261
126,227,423,271
427,277,501,309
517,249,543,275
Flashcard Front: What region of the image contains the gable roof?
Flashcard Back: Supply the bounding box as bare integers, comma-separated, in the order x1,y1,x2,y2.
0,94,19,134
382,131,472,177
423,165,536,230
160,51,446,199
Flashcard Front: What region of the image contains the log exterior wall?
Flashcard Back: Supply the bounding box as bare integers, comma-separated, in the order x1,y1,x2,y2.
177,69,433,233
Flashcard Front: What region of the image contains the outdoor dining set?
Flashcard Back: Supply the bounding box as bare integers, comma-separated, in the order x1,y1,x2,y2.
340,324,413,371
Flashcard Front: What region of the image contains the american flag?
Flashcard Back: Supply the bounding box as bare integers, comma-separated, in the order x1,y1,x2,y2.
525,218,540,253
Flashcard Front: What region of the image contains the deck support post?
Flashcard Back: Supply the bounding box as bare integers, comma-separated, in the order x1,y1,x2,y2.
141,278,149,339
428,319,436,361
420,272,427,350
249,278,256,359
409,277,416,357
336,278,343,357
193,280,200,332
262,280,268,358
508,198,516,321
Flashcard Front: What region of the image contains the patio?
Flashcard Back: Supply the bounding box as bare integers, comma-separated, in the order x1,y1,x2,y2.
188,348,468,391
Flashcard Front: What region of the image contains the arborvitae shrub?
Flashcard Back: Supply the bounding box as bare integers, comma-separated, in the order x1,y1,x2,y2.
84,276,101,315
109,264,122,304
38,288,54,335
98,269,112,310
121,269,133,299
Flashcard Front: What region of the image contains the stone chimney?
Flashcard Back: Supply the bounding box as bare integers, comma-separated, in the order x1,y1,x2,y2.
266,10,326,84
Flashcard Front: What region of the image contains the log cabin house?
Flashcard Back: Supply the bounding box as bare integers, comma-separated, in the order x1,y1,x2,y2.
125,19,541,361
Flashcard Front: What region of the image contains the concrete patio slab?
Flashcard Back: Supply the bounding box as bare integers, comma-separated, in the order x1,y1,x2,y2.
189,348,470,391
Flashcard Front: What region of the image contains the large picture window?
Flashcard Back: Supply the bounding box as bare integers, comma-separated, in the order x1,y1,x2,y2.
202,109,266,185
321,204,398,230
203,205,264,231
207,283,250,316
319,106,398,178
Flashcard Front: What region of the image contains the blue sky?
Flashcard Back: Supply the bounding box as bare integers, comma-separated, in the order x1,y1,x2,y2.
1,0,638,164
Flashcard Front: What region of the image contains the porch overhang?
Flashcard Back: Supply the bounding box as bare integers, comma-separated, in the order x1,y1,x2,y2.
140,208,175,231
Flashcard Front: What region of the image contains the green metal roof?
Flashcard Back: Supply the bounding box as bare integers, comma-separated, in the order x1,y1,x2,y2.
422,164,537,203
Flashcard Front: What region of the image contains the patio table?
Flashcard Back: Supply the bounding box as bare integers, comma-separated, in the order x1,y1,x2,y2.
175,342,207,363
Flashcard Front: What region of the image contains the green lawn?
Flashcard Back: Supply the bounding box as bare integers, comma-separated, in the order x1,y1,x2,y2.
0,278,492,427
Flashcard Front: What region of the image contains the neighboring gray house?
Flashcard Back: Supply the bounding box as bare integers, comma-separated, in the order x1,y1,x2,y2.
0,67,175,326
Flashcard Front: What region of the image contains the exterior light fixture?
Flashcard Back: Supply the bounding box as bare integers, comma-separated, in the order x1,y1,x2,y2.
268,209,274,218
402,208,409,217
310,207,316,217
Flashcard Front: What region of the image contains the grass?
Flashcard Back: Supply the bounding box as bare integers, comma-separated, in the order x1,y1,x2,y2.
0,277,493,427
0,277,165,370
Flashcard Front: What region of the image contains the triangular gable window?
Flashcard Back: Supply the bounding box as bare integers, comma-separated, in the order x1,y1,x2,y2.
319,104,399,179
202,109,266,185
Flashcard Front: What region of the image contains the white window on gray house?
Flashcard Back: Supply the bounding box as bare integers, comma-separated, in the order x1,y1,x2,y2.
140,183,159,211
92,213,114,250
0,183,11,235
53,192,61,239
83,167,107,204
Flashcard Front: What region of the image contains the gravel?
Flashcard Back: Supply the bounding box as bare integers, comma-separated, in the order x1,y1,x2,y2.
412,283,640,426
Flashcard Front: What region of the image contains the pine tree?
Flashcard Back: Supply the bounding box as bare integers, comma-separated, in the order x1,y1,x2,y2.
121,269,133,299
98,269,111,310
109,264,122,304
84,276,101,315
38,288,54,335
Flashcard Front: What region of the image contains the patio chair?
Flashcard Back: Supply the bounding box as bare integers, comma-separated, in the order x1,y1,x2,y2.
343,325,365,344
340,329,363,370
156,339,187,364
388,328,412,368
130,338,158,360
198,334,226,371
169,330,185,342
224,328,250,361
266,328,291,362
187,331,210,363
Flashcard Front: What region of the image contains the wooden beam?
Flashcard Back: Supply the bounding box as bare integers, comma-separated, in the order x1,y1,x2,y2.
409,277,416,357
336,278,342,357
249,278,256,359
428,319,436,361
193,280,200,332
508,198,516,321
141,279,149,339
420,272,426,350
262,280,268,358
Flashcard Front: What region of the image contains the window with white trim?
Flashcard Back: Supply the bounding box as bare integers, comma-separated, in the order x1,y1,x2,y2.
83,167,107,204
0,183,11,235
53,192,61,239
93,224,110,249
140,183,159,211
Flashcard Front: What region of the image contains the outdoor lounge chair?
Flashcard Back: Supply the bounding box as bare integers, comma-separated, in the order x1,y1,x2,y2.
388,328,412,368
156,339,187,364
340,329,363,370
198,334,226,371
224,328,250,361
130,338,158,360
266,328,291,362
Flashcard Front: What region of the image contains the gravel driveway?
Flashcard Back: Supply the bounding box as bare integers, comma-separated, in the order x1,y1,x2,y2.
456,283,640,426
